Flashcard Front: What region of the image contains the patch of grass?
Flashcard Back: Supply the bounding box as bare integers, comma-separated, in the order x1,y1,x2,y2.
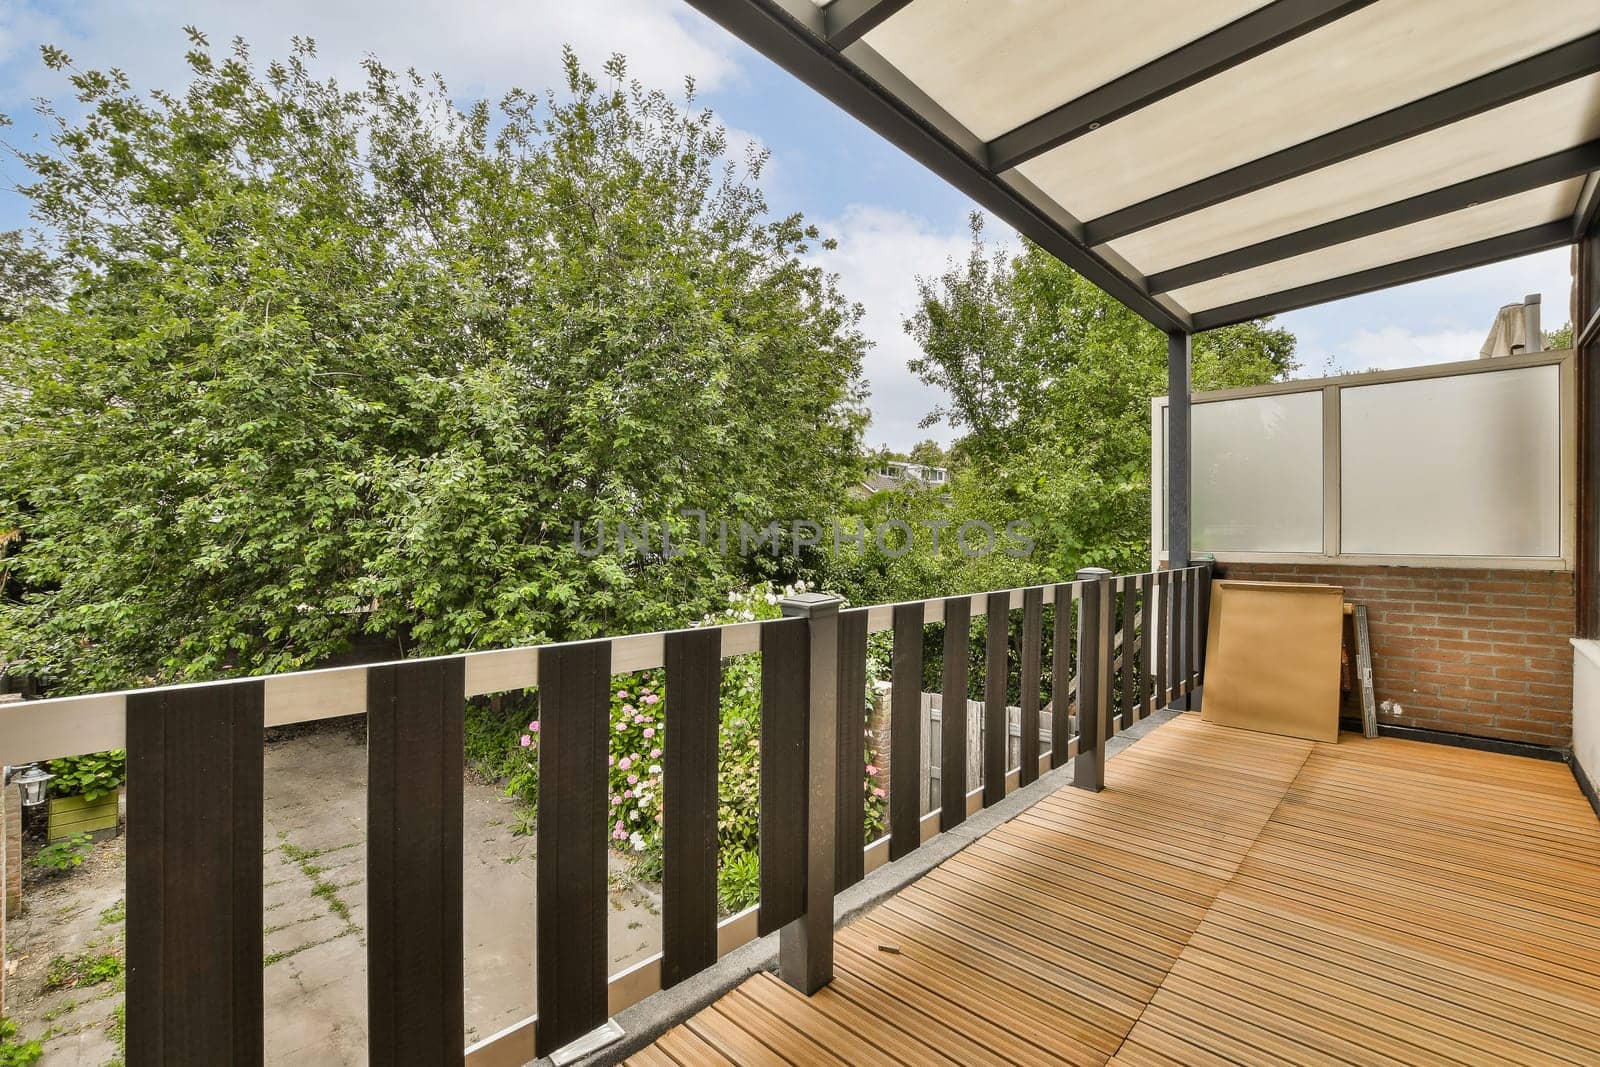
262,929,353,969
310,879,350,923
98,900,125,926
104,1004,125,1067
44,952,123,993
276,838,361,937
0,1017,43,1067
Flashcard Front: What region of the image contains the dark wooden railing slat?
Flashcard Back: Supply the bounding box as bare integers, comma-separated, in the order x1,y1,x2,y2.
940,595,971,829
1155,569,1171,707
1120,575,1138,731
1175,568,1191,699
534,642,610,1055
663,628,722,988
1019,587,1044,786
889,603,924,860
834,608,870,891
367,658,466,1067
1197,562,1213,683
127,681,265,1067
983,592,1010,806
1050,583,1075,768
759,616,808,934
1139,572,1154,716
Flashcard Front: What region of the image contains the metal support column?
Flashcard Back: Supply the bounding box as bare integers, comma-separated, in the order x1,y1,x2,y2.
1167,330,1193,709
777,592,841,995
1074,568,1112,792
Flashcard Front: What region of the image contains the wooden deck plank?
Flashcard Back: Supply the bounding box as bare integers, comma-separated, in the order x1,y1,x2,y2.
651,1024,735,1067
739,971,966,1067
630,714,1600,1066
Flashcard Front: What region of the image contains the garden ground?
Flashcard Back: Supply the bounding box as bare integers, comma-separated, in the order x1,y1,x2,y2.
5,718,662,1064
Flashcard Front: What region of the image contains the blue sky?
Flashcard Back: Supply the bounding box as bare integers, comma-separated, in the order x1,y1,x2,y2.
1,1,1574,449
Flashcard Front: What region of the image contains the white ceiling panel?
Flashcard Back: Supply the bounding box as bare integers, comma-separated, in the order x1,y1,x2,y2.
703,0,1594,328
1015,0,1600,222
1168,180,1582,313
861,0,1270,141
1107,75,1600,276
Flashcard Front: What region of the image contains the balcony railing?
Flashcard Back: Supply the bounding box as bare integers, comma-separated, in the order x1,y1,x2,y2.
0,563,1211,1065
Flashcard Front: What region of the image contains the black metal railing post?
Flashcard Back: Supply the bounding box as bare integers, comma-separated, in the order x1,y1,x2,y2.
1074,568,1112,792
1195,558,1215,699
777,592,841,995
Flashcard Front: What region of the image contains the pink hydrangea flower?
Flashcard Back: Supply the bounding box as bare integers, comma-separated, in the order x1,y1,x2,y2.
643,694,660,705
610,795,621,806
642,727,655,739
865,764,879,776
529,721,540,732
621,704,636,715
872,787,886,798
624,789,634,798
649,748,662,759
613,829,627,841
519,735,532,747
627,773,639,785
616,691,630,699
609,755,616,766
614,820,625,832
615,721,627,733
618,757,633,771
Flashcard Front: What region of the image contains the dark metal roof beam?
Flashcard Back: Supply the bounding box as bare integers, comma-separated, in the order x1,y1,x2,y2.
989,0,1378,173
1086,31,1600,245
1576,170,1600,240
823,0,917,49
1150,142,1600,294
1189,221,1573,330
681,0,1191,332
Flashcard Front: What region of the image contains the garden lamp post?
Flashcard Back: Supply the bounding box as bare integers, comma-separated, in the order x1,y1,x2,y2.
11,763,52,806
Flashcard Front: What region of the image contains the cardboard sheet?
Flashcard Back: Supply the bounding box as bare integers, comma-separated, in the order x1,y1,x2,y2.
1201,579,1344,744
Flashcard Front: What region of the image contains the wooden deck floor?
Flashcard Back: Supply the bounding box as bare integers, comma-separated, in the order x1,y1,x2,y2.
627,714,1600,1066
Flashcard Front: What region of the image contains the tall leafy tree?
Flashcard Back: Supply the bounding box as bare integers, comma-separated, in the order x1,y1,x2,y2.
0,32,867,692
902,216,1296,577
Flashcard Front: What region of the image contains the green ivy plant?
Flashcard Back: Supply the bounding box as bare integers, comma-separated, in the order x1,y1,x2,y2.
28,832,93,874
46,750,125,802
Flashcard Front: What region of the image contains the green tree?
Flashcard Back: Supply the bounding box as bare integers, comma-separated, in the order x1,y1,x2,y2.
899,216,1295,579
0,32,867,692
906,439,948,467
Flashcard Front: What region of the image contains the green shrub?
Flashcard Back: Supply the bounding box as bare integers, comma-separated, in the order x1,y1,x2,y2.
717,848,761,913
480,582,889,908
46,750,125,802
44,950,122,991
28,832,92,873
0,1018,42,1066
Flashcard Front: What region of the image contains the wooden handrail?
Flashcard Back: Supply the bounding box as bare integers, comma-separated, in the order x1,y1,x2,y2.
0,563,1211,1064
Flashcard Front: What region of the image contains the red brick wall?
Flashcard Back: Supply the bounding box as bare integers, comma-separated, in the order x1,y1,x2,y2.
1215,563,1575,748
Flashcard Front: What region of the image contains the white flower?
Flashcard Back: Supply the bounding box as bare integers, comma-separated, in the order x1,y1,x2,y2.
648,764,661,775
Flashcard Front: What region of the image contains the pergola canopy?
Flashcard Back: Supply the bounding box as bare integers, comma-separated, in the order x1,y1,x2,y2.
686,0,1600,332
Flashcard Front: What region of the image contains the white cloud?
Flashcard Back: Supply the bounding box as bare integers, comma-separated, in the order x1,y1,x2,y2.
1324,325,1486,374
0,0,739,106
1279,247,1575,378
807,205,1004,451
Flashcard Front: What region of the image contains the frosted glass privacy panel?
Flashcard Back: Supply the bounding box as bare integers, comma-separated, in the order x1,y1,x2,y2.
1340,365,1560,557
1186,391,1324,553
